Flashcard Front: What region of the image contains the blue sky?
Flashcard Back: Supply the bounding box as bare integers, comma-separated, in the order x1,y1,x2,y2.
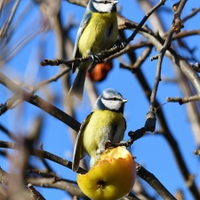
0,0,200,199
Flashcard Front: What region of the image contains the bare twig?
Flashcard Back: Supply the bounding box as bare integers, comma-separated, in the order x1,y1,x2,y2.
0,97,21,116
136,163,176,200
32,67,71,92
150,0,188,108
126,0,167,44
66,0,88,7
26,176,86,197
106,111,156,148
0,0,20,40
182,8,200,23
191,62,200,73
7,115,44,200
0,123,21,141
0,167,45,200
1,28,43,62
120,46,153,71
166,95,200,104
194,149,200,156
0,140,86,174
150,30,173,111
0,72,80,131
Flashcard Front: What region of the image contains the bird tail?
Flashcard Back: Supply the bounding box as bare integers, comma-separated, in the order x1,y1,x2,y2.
69,68,87,100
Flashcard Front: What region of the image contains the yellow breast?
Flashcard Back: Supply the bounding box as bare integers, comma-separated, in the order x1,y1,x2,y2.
82,109,125,158
78,12,118,57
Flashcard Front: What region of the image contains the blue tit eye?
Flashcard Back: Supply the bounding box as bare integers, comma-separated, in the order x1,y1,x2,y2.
112,97,119,101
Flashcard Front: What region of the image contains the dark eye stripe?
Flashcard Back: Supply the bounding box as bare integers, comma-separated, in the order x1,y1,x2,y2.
93,0,111,4
102,97,121,101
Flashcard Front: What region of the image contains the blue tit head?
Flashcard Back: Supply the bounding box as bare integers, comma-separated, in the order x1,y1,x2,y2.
94,88,127,112
89,0,118,13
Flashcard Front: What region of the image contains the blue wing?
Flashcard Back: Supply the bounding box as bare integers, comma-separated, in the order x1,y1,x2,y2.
72,11,92,72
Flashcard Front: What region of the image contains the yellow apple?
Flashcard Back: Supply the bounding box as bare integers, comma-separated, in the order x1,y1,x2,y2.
77,146,136,200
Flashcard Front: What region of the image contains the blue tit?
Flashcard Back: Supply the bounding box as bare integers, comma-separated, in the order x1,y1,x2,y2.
69,0,118,100
72,88,127,172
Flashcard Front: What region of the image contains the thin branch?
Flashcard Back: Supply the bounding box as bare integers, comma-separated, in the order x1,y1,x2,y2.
0,72,80,132
0,140,86,174
182,8,200,23
0,123,21,141
1,28,43,62
136,163,176,200
32,67,71,93
66,0,88,7
26,177,85,197
0,97,21,116
126,0,167,44
106,113,156,148
194,149,200,156
166,95,200,104
7,115,44,200
150,0,188,108
150,30,173,109
0,0,20,40
0,167,45,200
120,46,153,71
191,62,200,73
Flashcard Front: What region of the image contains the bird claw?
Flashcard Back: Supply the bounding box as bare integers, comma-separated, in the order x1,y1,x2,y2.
105,140,129,149
114,40,126,49
90,53,102,66
105,140,112,149
87,52,103,72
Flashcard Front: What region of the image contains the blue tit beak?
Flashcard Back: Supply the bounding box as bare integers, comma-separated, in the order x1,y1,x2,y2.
114,0,118,5
123,99,128,103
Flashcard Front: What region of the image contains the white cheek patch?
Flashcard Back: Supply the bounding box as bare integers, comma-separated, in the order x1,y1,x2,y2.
101,98,121,111
92,2,113,13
